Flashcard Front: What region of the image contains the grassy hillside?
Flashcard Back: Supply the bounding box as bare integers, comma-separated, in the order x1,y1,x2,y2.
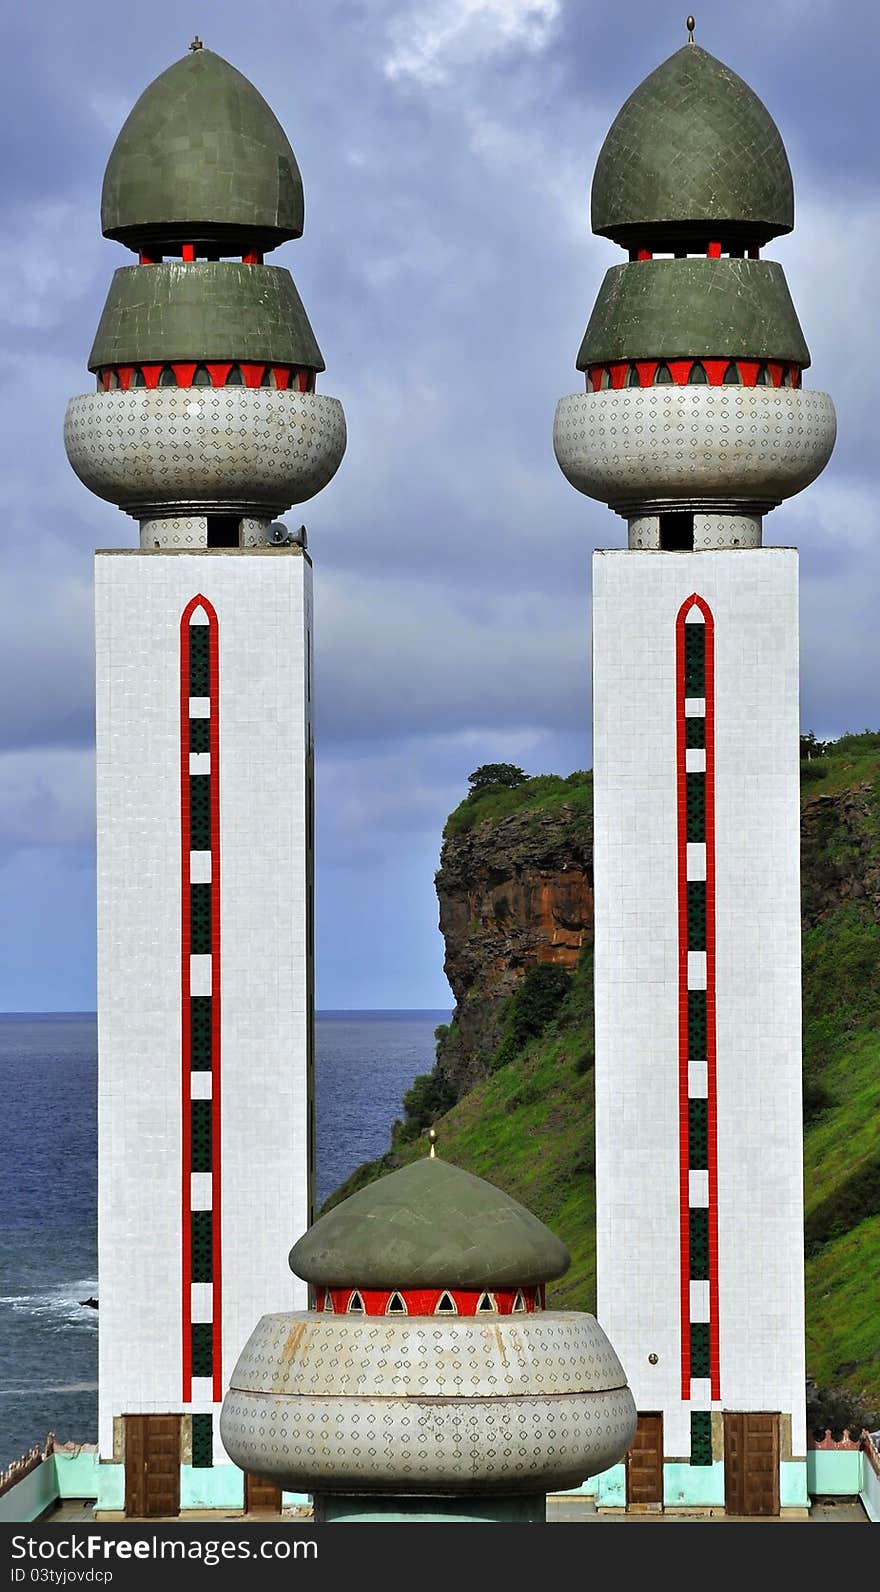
328,735,880,1411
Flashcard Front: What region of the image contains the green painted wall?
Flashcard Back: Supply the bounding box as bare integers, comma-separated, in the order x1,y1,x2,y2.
54,1452,100,1498
595,1463,626,1507
663,1461,725,1508
807,1449,862,1496
0,1459,57,1523
96,1463,125,1512
180,1465,243,1510
780,1460,809,1508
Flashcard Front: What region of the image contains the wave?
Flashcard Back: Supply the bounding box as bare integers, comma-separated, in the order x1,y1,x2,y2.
0,1281,99,1329
0,1383,98,1398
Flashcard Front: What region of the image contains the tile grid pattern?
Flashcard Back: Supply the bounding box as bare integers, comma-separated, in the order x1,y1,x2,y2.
180,596,222,1436
676,595,721,1432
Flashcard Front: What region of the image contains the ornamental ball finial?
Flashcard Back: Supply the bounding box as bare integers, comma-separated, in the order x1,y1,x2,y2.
686,16,695,41
428,1128,437,1159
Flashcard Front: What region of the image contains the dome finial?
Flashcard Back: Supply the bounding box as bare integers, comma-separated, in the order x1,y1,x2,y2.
428,1127,438,1159
686,16,695,42
189,35,204,52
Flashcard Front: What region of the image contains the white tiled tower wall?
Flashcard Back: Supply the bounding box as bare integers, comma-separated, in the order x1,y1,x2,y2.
593,548,805,1461
95,548,313,1462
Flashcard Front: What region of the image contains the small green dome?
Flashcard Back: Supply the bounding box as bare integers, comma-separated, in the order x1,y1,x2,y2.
591,44,793,246
290,1156,571,1290
101,47,303,251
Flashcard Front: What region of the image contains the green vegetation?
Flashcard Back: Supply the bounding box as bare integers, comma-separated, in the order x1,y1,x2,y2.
327,733,880,1406
444,769,593,839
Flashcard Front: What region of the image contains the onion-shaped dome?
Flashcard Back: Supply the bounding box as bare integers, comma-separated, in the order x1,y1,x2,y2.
591,43,793,248
289,1155,571,1290
101,46,304,252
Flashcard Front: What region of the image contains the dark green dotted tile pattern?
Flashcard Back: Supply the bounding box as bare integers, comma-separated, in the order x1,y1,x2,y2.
688,1098,709,1169
189,627,209,697
191,1414,213,1468
190,883,212,955
690,1411,713,1466
684,623,705,695
189,716,210,754
191,1098,212,1174
686,773,706,842
191,1210,213,1284
689,1208,710,1279
190,1322,214,1379
190,997,212,1070
690,1321,711,1378
189,776,211,850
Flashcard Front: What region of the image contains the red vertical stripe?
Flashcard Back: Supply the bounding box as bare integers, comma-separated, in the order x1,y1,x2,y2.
703,608,721,1401
207,613,223,1401
676,594,720,1406
675,611,691,1402
179,611,193,1405
180,595,221,1406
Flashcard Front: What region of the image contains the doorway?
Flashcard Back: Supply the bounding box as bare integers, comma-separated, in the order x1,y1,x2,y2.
124,1415,181,1518
626,1412,664,1507
245,1471,283,1514
723,1412,780,1516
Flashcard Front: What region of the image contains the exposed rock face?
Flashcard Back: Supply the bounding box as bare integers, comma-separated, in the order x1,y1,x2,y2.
435,801,593,1096
433,775,880,1103
800,783,880,927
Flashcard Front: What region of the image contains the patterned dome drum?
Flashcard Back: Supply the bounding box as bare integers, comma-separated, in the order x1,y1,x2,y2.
220,1155,637,1497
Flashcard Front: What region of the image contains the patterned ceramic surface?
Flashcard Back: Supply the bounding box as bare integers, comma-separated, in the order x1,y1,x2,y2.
65,388,346,517
553,386,836,511
220,1310,637,1494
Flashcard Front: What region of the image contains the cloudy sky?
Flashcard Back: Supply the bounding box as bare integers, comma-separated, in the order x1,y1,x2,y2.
0,0,876,1010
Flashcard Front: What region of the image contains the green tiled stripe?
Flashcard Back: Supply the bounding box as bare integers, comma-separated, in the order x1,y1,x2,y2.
687,880,706,950
189,626,209,696
190,997,212,1070
191,1322,213,1378
191,1413,213,1468
685,715,705,749
191,1098,212,1173
685,772,705,842
689,1207,709,1279
189,776,211,851
688,989,707,1057
690,1411,713,1466
189,717,210,754
690,1320,711,1377
190,883,212,955
191,1210,213,1283
688,1098,709,1168
684,624,705,695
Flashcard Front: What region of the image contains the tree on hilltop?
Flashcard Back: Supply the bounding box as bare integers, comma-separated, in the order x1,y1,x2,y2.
467,763,527,796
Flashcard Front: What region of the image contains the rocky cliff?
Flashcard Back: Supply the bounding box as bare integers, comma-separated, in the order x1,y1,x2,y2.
435,777,593,1095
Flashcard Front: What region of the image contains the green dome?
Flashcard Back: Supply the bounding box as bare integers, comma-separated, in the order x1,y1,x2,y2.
101,47,304,251
591,44,793,246
290,1156,571,1290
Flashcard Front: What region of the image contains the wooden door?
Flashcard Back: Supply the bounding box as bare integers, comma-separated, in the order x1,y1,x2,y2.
124,1415,181,1518
626,1413,663,1507
724,1412,779,1516
245,1472,283,1514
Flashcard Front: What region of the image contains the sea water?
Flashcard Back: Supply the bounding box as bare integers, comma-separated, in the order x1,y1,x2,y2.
0,1008,447,1464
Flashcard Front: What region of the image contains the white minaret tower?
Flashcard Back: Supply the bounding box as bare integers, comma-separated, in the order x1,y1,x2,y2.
554,30,836,1515
65,43,346,1516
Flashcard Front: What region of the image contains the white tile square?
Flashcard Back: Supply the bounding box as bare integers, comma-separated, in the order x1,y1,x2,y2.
190,955,212,995
688,1060,708,1097
687,951,707,989
189,696,210,717
685,748,706,773
689,1280,710,1322
190,851,212,884
686,843,707,881
688,1170,709,1207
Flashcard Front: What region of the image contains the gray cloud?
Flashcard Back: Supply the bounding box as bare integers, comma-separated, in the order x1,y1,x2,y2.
1,0,877,1007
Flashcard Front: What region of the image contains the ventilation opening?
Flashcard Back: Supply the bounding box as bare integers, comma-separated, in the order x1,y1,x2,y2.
207,515,240,548
659,512,694,551
322,1290,333,1313
385,1292,407,1315
435,1291,457,1314
476,1292,496,1313
346,1291,365,1314
512,1290,526,1313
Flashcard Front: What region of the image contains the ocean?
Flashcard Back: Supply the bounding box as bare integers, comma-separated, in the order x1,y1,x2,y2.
0,1008,448,1466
